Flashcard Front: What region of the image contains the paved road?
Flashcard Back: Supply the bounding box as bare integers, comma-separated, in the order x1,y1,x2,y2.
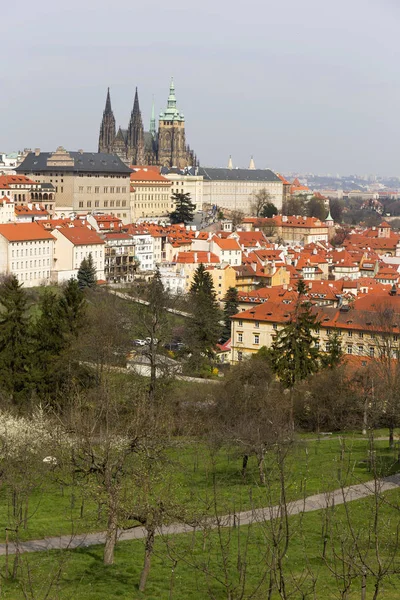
1,474,399,556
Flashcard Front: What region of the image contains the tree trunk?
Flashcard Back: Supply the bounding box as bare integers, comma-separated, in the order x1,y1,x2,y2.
139,526,155,592
103,511,118,565
257,454,266,485
389,424,394,449
241,455,249,478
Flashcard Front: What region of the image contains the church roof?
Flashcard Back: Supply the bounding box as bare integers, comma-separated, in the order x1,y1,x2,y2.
17,151,132,175
198,167,281,182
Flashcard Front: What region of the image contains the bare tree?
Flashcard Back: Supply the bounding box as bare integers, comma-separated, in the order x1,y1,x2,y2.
250,188,273,217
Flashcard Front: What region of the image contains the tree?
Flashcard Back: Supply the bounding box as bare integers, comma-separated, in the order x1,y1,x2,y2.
329,198,344,222
281,196,306,216
59,277,86,337
261,201,278,218
32,289,69,399
250,188,273,217
221,287,239,343
270,279,320,389
77,253,97,289
185,264,222,372
320,331,343,369
0,275,33,404
169,192,195,225
306,196,327,220
230,210,245,230
137,269,172,402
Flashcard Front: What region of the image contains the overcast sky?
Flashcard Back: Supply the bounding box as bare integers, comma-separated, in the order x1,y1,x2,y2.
2,0,400,175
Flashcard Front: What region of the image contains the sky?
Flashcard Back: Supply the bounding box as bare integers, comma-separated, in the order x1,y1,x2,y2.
2,0,400,175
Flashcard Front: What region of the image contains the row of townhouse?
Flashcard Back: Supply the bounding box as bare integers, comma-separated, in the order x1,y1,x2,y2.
230,287,400,364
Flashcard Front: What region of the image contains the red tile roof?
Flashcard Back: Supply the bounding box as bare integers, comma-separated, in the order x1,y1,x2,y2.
0,222,55,242
56,226,104,246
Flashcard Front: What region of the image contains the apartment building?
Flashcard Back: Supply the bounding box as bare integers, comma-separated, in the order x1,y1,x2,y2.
16,147,132,223
51,225,105,282
130,168,172,220
0,222,55,287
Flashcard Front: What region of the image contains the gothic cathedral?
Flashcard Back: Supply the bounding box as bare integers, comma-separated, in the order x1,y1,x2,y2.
98,79,197,168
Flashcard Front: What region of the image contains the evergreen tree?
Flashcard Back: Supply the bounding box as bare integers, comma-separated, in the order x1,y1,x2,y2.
186,263,222,370
59,277,86,337
169,193,196,225
77,253,97,289
261,202,278,218
321,331,343,369
0,275,33,403
270,278,320,388
222,287,239,343
32,289,68,398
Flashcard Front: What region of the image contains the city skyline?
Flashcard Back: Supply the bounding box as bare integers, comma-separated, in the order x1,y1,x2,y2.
2,0,400,175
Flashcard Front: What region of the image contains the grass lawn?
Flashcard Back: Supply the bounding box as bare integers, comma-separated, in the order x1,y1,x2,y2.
1,490,399,599
0,435,399,544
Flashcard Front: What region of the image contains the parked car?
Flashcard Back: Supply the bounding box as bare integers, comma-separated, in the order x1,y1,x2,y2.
145,337,158,345
133,339,146,347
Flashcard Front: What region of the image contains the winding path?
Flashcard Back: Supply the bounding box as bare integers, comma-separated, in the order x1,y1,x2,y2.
1,474,399,556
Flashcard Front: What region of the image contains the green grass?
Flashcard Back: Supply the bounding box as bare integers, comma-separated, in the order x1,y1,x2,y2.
1,435,399,544
1,490,399,599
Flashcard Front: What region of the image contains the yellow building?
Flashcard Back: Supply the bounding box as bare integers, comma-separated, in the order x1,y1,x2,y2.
130,168,173,220
206,264,237,304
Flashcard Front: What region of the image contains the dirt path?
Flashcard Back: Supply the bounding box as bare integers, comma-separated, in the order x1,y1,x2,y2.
1,474,399,556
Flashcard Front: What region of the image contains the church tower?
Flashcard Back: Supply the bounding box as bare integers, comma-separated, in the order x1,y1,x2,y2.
158,78,192,168
127,88,145,165
98,88,116,153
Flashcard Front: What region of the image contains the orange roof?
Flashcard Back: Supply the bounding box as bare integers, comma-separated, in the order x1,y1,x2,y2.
174,251,219,264
56,226,104,246
15,204,49,216
212,236,241,251
130,169,170,183
0,222,55,242
0,175,38,188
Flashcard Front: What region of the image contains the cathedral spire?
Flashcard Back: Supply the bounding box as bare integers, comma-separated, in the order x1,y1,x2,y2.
150,96,156,138
104,87,112,114
132,87,140,115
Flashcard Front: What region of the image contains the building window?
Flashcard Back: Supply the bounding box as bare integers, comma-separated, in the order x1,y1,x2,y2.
87,186,92,193
104,201,108,208
359,332,364,339
255,321,260,328
79,201,83,208
238,351,243,362
104,187,108,193
87,201,92,208
348,331,352,337
110,187,115,193
238,333,243,343
95,201,99,207
79,186,83,193
369,347,375,357
254,334,260,345
95,187,100,194
347,345,352,355
273,323,277,330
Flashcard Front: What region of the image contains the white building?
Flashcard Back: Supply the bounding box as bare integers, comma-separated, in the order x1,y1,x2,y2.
51,225,105,283
131,233,154,271
0,222,55,287
0,197,15,223
159,263,186,295
162,169,203,211
0,152,21,174
199,167,284,213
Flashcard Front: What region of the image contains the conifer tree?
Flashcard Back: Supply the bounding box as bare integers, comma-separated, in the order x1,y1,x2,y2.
169,192,196,225
59,277,86,336
270,278,320,388
321,331,343,369
32,289,68,398
77,253,97,289
0,275,33,403
186,263,222,370
222,287,239,343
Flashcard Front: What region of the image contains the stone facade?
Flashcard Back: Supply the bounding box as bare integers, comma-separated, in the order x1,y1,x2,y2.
98,79,196,169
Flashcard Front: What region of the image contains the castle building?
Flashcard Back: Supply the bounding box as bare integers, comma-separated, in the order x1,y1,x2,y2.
98,79,196,169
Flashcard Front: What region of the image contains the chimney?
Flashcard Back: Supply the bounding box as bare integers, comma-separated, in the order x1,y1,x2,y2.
34,148,40,156
78,149,84,154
